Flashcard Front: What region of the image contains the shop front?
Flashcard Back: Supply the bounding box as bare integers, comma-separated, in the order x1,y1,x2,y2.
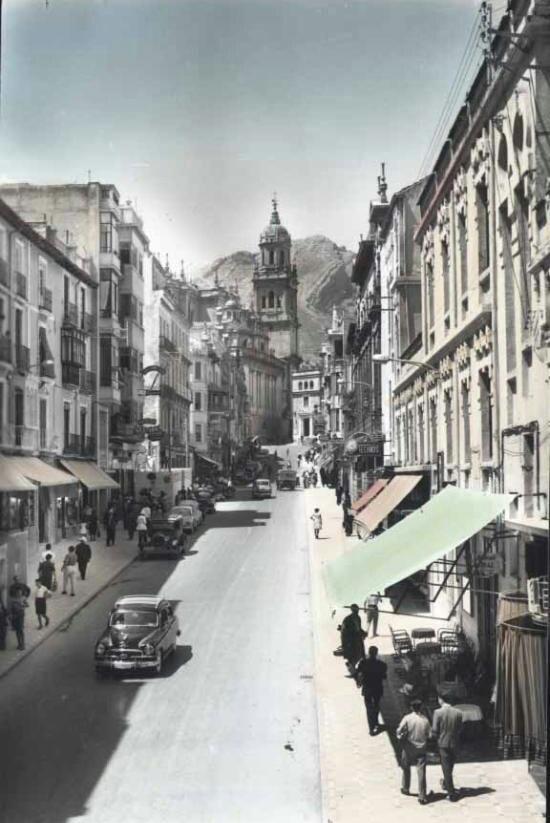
58,459,120,520
0,455,38,592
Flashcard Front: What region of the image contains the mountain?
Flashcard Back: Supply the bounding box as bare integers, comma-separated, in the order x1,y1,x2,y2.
190,235,355,359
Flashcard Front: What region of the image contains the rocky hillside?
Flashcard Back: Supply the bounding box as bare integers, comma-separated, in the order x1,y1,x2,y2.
191,235,355,358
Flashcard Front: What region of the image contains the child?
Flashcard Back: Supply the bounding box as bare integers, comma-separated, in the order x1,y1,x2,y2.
34,579,51,629
310,508,323,539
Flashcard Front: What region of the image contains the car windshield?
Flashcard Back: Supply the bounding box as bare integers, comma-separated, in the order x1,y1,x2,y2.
172,507,193,516
257,481,270,487
110,609,158,628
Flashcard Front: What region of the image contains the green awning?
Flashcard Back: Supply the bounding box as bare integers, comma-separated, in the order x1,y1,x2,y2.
324,486,513,607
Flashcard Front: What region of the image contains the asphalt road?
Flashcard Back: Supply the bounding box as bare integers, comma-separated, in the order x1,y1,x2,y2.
0,486,321,823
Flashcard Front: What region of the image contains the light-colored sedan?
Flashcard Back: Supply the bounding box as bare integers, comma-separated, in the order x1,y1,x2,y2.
170,504,202,532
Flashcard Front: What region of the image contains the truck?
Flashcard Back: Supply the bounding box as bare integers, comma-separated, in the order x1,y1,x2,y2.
276,469,298,490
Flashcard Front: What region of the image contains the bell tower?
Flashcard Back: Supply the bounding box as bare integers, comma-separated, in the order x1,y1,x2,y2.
254,196,299,360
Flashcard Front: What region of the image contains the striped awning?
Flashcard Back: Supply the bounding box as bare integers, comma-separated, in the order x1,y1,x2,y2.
351,478,388,513
6,456,77,487
0,455,36,492
355,474,422,533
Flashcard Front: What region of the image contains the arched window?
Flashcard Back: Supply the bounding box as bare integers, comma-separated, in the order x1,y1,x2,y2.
298,381,303,390
269,250,274,265
261,295,266,309
310,381,314,389
276,295,282,308
513,112,524,152
268,291,275,308
497,134,508,171
279,250,285,266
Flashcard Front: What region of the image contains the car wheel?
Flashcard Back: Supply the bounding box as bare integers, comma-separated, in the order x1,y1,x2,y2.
154,650,164,675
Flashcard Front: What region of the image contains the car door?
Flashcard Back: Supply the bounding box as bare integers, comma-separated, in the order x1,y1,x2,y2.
163,604,177,649
158,605,172,653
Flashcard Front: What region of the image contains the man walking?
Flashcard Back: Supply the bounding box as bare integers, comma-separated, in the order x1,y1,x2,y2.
364,592,383,637
61,546,77,595
340,604,366,675
9,593,27,651
310,508,322,539
396,699,431,805
103,506,117,547
355,645,387,735
75,537,92,580
432,691,463,801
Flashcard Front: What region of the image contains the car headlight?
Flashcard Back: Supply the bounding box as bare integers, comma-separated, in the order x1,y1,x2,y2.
96,642,106,656
143,643,155,656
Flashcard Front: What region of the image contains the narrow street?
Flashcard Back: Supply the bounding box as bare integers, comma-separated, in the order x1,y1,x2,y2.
0,489,321,823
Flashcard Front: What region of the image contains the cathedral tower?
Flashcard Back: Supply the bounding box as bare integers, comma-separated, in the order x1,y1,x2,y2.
254,197,299,361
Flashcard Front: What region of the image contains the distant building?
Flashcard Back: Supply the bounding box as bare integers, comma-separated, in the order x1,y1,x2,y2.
291,367,322,440
319,307,345,440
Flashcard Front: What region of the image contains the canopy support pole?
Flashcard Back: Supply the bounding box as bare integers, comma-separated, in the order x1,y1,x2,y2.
447,543,474,620
430,541,468,604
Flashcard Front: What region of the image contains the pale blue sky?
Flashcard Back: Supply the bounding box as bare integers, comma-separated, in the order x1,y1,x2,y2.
1,0,485,266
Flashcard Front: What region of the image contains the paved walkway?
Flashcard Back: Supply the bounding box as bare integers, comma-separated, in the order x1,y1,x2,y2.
305,486,545,823
0,530,138,680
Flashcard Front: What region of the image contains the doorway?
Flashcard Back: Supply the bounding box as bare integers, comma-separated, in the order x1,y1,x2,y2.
302,418,310,438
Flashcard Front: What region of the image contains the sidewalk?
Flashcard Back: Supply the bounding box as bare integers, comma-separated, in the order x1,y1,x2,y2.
305,486,545,823
0,531,138,680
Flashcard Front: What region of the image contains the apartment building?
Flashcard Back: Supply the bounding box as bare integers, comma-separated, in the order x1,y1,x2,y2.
292,367,322,440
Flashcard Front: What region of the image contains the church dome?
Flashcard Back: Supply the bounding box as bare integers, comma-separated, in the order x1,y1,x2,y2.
260,197,290,244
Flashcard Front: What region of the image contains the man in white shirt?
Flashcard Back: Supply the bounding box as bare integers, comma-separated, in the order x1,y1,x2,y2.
364,592,382,637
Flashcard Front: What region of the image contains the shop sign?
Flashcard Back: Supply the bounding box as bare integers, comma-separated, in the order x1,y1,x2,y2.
357,441,383,457
477,552,503,577
147,426,164,442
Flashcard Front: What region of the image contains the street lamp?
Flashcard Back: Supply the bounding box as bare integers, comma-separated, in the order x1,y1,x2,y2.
371,354,438,373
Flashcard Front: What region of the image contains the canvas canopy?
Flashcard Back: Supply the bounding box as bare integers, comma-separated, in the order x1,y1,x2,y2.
351,478,388,513
354,474,422,532
0,455,36,492
6,457,77,487
59,460,119,491
324,485,512,607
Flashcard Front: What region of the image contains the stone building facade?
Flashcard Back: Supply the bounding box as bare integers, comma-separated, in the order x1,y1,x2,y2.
292,368,322,440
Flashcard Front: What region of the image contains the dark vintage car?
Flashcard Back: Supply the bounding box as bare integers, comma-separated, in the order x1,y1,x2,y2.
94,595,180,675
141,514,186,559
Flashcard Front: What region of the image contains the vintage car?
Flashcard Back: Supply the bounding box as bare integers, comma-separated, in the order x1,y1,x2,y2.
195,489,216,514
170,503,202,532
94,595,180,675
252,478,272,499
141,514,186,559
276,469,298,490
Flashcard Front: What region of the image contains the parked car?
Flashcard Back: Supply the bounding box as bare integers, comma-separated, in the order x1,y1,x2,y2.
170,503,202,532
141,514,186,560
252,478,273,499
94,595,180,676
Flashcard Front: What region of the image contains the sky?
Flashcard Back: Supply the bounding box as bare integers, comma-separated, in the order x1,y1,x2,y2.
0,0,488,268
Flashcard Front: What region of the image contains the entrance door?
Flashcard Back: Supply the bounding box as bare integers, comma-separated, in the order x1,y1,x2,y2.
303,418,310,438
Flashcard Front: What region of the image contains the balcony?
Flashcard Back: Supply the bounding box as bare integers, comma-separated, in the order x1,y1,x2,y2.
79,369,96,394
0,258,9,287
62,362,81,386
40,360,55,379
0,424,39,450
63,302,78,327
82,312,95,334
15,344,30,373
63,435,96,458
39,288,53,312
160,335,177,352
15,272,27,299
0,334,12,364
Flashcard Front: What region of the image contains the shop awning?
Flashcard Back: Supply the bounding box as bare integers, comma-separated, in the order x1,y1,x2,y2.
355,474,422,532
195,452,221,470
6,456,78,487
0,455,36,492
59,460,120,491
325,486,512,606
352,478,388,513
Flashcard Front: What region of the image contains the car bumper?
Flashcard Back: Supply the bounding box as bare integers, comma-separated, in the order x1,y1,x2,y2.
95,657,158,671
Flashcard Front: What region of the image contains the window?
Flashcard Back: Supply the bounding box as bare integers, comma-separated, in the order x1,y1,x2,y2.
298,381,303,390
269,250,274,265
14,241,24,274
476,183,490,273
279,250,285,266
500,206,516,372
100,269,119,318
417,405,424,464
441,240,450,315
457,212,467,297
194,392,202,411
268,291,275,308
38,259,47,296
61,329,85,366
39,398,47,450
64,403,71,449
479,371,493,461
261,295,266,309
523,434,535,516
100,212,115,253
429,397,437,463
304,396,309,408
444,390,453,463
0,492,35,531
426,261,434,330
100,337,118,387
194,423,202,442
276,295,282,308
80,288,86,330
461,383,471,462
194,361,201,380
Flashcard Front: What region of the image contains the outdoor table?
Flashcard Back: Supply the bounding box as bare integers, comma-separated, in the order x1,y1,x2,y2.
411,627,436,647
414,641,441,655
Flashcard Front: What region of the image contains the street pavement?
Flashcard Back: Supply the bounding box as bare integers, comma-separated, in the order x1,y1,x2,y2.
304,483,546,823
0,488,322,823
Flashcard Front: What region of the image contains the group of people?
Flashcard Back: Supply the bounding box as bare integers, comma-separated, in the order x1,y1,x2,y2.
339,602,463,805
0,536,93,653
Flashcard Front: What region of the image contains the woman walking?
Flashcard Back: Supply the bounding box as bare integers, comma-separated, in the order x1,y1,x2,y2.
136,511,148,553
34,579,51,629
310,508,323,539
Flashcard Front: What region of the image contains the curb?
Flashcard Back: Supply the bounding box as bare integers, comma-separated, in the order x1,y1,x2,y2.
0,549,139,682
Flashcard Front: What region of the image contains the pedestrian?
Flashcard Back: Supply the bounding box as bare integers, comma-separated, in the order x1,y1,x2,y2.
88,508,98,541
335,483,343,506
136,511,148,552
103,506,117,547
34,579,51,629
9,575,31,600
79,520,89,542
75,537,92,580
319,467,327,487
364,592,383,637
9,592,28,650
41,542,55,562
396,698,431,805
61,546,77,595
432,690,463,802
340,604,366,675
310,508,322,539
355,645,387,735
127,502,138,540
0,598,8,650
38,552,57,591
343,490,351,510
